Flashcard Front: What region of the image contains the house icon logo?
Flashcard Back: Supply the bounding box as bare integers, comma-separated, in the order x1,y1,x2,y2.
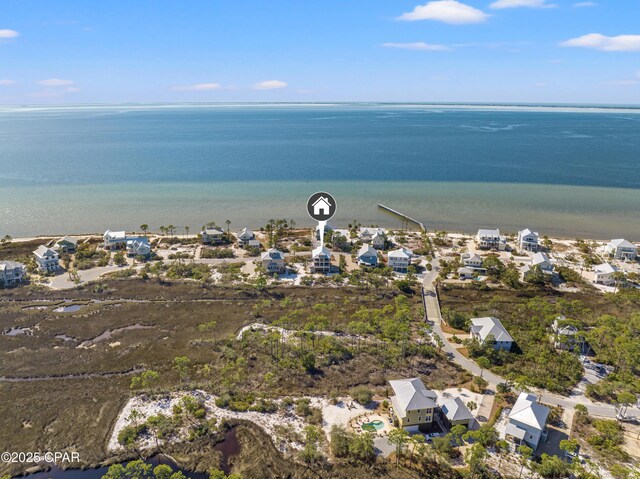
307,191,337,221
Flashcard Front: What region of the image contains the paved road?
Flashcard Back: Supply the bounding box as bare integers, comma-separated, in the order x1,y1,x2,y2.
422,260,640,419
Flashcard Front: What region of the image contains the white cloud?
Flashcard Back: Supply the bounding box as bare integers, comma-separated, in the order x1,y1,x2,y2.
490,0,556,9
561,34,640,52
398,1,489,24
382,42,451,51
253,80,287,90
573,1,596,6
172,82,221,91
0,79,16,86
65,87,80,92
0,29,19,38
39,78,75,87
608,80,638,86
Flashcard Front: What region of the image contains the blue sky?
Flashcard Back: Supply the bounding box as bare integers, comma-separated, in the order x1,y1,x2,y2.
1,0,639,104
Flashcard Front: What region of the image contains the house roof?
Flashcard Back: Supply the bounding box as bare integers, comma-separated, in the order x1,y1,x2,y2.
261,248,283,261
608,239,636,249
358,244,377,258
57,236,78,245
0,260,24,271
238,227,254,238
477,229,500,238
508,392,549,431
440,397,474,423
519,228,539,238
104,230,126,240
34,245,57,257
389,378,437,412
203,227,224,235
458,267,474,275
389,247,413,259
470,317,513,343
312,246,331,258
594,263,617,274
461,252,482,263
531,252,552,266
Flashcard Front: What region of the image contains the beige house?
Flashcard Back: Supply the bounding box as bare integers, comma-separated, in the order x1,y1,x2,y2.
261,248,285,274
55,236,78,254
201,227,224,245
389,378,437,430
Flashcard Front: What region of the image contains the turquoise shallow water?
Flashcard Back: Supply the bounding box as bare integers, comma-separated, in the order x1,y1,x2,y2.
0,104,639,238
1,180,639,239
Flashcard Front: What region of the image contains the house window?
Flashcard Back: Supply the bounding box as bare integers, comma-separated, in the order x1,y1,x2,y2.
418,417,421,422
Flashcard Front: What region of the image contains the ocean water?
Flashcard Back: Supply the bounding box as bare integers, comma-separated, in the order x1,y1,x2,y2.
0,104,639,239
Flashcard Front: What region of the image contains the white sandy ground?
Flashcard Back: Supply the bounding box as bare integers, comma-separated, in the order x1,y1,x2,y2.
108,392,370,454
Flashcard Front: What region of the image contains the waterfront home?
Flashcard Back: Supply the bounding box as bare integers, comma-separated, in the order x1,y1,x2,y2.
439,397,475,429
126,237,151,258
372,232,386,250
476,229,507,251
33,245,60,273
458,267,474,280
55,236,78,254
593,263,619,286
551,317,585,352
517,228,540,252
357,244,378,267
315,223,333,241
261,248,285,274
103,230,127,250
531,251,554,273
461,252,484,270
470,317,513,351
311,246,331,273
0,261,25,286
505,392,549,450
359,227,384,243
237,227,256,247
604,239,637,262
388,247,413,273
201,227,224,245
389,378,437,431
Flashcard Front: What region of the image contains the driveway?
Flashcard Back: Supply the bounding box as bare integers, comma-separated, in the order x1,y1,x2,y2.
422,259,640,420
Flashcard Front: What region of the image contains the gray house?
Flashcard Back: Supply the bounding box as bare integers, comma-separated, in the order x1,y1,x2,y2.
357,244,378,267
470,317,513,351
0,261,25,286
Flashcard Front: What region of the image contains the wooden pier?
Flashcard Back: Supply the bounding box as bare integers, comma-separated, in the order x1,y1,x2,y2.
378,204,425,231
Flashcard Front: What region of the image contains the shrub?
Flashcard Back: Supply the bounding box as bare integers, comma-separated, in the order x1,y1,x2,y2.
349,385,373,405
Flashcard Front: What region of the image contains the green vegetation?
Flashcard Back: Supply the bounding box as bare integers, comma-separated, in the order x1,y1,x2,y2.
200,248,236,259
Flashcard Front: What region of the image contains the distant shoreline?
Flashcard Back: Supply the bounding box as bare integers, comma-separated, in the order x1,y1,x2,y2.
2,101,640,113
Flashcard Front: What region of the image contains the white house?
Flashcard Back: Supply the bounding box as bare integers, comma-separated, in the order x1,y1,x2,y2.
517,228,540,252
126,237,152,258
261,248,285,274
439,397,475,429
389,378,437,430
311,246,331,273
103,230,127,250
357,244,378,267
372,232,386,250
0,261,25,286
458,267,474,280
461,252,484,270
505,392,549,450
476,229,507,251
470,317,513,351
605,239,637,262
360,227,384,243
531,252,554,273
312,196,332,216
237,227,256,247
201,227,224,245
388,247,412,273
593,263,619,286
33,245,60,273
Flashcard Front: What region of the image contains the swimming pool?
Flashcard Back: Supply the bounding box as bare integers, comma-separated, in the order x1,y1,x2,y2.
361,420,385,432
